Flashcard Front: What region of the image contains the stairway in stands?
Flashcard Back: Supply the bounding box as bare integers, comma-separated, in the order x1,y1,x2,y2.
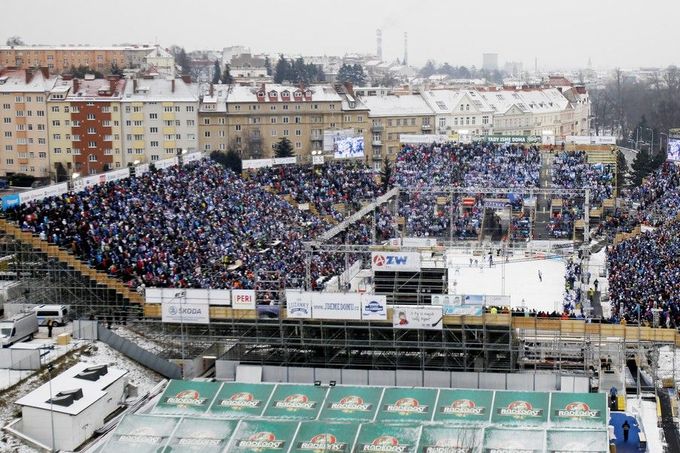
0,219,144,305
533,152,553,240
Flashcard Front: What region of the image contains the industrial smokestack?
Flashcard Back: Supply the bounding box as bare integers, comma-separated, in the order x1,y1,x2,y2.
403,32,408,66
376,29,383,61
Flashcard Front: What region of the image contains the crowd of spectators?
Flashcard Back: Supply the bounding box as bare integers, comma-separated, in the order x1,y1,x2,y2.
629,162,680,227
250,162,383,222
551,151,614,204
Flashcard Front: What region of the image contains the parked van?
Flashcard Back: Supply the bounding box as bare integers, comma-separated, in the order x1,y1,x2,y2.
32,305,69,326
0,312,38,347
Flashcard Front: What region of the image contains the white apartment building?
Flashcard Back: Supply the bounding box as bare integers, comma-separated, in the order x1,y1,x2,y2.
121,77,198,164
421,89,495,136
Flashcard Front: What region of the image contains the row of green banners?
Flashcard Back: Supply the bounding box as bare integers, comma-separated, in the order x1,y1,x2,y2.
150,380,607,429
100,414,609,453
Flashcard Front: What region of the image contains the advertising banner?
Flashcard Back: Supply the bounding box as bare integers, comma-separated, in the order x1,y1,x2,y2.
491,391,550,426
183,152,202,163
136,162,150,176
462,295,485,306
485,295,510,307
232,289,256,310
371,251,421,272
418,425,484,453
361,294,387,320
166,418,237,452
152,380,220,415
549,392,607,428
545,429,609,452
209,382,275,418
434,389,493,424
319,386,384,422
484,135,541,144
285,289,312,319
154,157,179,170
161,299,210,324
399,134,449,144
291,421,360,453
311,292,362,320
242,157,297,169
355,424,421,453
484,198,510,210
20,182,69,204
376,387,438,422
1,194,21,210
103,168,130,183
104,414,179,452
392,305,443,330
431,294,462,307
668,135,680,161
442,305,484,316
262,384,328,420
483,428,545,453
566,135,616,145
229,420,299,453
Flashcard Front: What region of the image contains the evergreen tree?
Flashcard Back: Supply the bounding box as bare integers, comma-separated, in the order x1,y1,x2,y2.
264,56,273,76
175,48,192,76
274,137,295,158
221,64,233,84
420,60,437,78
379,156,393,192
337,63,366,85
274,55,291,84
210,149,242,175
212,59,221,84
631,148,652,186
110,63,123,77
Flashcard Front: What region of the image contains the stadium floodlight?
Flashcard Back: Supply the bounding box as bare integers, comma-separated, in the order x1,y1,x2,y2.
133,160,141,165
71,172,81,179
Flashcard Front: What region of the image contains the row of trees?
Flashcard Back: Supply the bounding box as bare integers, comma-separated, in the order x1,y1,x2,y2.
211,60,234,84
274,55,326,84
419,60,505,84
336,63,367,85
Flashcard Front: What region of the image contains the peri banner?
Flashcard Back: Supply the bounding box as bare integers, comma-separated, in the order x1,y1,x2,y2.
319,386,384,422
392,305,443,330
434,389,493,424
290,421,360,453
361,294,387,320
311,292,362,320
152,380,219,415
418,425,484,453
491,391,550,426
166,418,237,452
483,428,545,453
376,387,438,422
371,251,421,272
228,420,299,453
161,299,210,324
209,382,275,418
355,424,420,452
262,384,328,420
232,289,256,310
285,289,312,319
549,392,607,429
546,429,609,452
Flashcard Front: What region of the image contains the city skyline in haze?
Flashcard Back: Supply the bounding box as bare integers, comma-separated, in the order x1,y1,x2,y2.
1,0,678,71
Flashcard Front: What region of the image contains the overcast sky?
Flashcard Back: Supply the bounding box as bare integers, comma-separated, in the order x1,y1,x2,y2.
2,0,678,70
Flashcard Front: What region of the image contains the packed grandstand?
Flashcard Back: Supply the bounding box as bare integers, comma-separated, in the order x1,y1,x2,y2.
6,141,680,327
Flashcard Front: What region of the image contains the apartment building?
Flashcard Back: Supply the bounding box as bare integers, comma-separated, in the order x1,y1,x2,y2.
121,76,198,164
199,83,368,161
362,94,435,166
0,68,57,178
421,89,495,136
47,77,126,180
0,45,153,74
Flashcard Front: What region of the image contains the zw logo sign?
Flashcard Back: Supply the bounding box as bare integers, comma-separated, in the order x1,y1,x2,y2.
372,255,408,267
364,301,384,313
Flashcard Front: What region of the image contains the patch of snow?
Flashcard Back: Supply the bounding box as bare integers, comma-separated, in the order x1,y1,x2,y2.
628,398,664,453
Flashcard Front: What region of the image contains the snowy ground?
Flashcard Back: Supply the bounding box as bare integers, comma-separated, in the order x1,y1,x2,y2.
447,251,566,312
627,397,664,453
0,340,162,453
658,345,680,381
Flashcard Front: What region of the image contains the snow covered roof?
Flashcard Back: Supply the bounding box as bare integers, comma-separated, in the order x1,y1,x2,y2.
0,68,57,93
49,78,127,100
362,94,434,117
15,362,127,416
478,88,569,115
123,78,198,103
225,84,342,103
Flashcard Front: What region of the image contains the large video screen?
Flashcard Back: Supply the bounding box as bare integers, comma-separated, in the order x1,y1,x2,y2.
334,136,365,159
668,136,680,161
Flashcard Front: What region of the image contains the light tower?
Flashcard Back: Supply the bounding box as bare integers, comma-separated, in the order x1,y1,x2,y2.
376,29,383,61
403,32,408,66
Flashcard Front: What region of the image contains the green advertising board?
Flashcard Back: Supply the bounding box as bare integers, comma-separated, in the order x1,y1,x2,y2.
418,425,483,453
262,384,328,420
483,135,541,144
546,429,609,452
290,421,360,452
483,428,545,453
376,387,438,422
549,392,607,429
319,386,384,422
101,414,179,453
165,418,237,453
152,380,220,415
491,391,549,426
355,423,421,452
433,389,494,424
228,420,299,453
208,382,275,418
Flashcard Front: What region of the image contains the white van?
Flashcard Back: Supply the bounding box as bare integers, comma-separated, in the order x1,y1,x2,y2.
0,312,38,347
32,305,69,326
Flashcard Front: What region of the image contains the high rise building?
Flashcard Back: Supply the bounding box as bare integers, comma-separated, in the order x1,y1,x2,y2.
482,53,499,71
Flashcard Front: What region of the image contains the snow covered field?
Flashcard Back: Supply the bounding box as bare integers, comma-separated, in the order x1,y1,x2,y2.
447,252,566,312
